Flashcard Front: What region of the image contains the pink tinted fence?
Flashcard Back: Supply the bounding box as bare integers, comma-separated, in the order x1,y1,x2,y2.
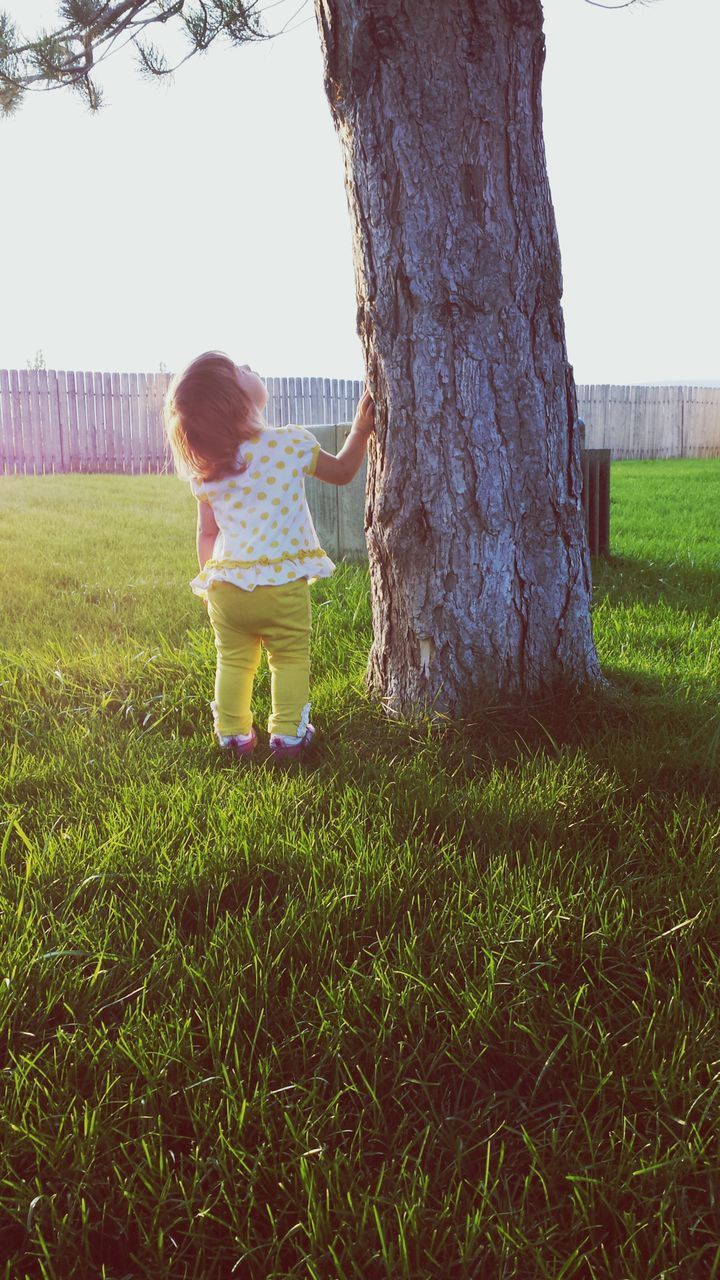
0,371,364,474
2,373,719,474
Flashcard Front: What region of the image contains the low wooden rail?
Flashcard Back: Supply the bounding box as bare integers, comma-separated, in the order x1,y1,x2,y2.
303,432,611,562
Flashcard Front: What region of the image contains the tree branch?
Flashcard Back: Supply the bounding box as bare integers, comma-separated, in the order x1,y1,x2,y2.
0,0,265,112
583,1,655,8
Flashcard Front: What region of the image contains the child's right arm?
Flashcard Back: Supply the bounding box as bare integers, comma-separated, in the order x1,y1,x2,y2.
313,390,375,487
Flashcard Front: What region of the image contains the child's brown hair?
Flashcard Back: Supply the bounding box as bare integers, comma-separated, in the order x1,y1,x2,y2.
164,350,263,482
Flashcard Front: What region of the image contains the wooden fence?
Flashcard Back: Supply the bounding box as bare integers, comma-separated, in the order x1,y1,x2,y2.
0,371,363,475
1,371,718,474
577,384,720,459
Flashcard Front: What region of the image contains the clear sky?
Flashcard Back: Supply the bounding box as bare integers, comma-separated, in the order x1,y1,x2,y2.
1,0,718,384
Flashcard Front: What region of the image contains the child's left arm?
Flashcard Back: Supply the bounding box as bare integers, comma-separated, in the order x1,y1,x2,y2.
196,498,219,569
313,390,375,486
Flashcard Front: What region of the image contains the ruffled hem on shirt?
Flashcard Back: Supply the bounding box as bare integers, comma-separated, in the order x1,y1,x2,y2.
191,550,335,597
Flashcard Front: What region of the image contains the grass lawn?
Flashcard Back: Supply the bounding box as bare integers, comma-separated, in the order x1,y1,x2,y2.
1,460,719,1279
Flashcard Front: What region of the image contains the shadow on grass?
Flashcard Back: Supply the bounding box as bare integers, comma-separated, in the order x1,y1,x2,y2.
310,666,718,800
295,551,720,803
592,553,720,611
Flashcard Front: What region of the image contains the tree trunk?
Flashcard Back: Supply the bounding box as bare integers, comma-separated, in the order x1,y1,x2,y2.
314,0,604,719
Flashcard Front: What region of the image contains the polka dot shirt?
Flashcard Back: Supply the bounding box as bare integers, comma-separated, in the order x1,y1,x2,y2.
189,425,335,596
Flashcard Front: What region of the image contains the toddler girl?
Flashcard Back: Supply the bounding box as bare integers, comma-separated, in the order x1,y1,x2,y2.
164,351,374,761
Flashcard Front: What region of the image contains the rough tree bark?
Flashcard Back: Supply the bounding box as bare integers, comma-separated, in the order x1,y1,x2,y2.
314,0,604,719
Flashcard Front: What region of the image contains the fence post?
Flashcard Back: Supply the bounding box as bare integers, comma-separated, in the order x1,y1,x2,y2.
580,448,611,557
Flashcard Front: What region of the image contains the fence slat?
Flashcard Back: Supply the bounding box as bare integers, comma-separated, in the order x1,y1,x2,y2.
0,369,15,472
119,372,131,472
154,372,171,471
136,373,149,470
80,372,95,470
22,371,35,472
64,371,79,471
322,378,331,425
0,370,8,472
310,377,321,427
147,374,162,471
92,372,105,470
162,372,173,470
53,370,67,472
101,373,114,471
266,376,278,427
127,373,138,474
110,372,123,472
141,375,153,469
26,371,44,474
74,372,90,471
13,370,28,471
45,369,60,472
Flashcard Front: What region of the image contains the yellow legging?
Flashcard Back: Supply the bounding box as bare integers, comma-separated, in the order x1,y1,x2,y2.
206,578,311,737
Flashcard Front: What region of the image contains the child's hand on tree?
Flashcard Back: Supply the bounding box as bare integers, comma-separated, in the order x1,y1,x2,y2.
353,389,375,437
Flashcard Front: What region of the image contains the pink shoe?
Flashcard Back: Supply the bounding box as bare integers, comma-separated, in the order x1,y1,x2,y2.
268,724,315,761
216,728,257,760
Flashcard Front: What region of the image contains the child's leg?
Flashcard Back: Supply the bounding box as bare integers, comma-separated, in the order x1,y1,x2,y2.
261,580,312,738
207,583,261,736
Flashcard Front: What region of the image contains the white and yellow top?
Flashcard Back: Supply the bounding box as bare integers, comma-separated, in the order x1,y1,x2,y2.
189,424,335,596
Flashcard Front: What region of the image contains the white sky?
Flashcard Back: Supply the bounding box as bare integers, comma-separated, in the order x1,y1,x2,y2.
1,0,718,384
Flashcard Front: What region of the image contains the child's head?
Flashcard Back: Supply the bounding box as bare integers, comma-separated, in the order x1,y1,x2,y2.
164,351,268,481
